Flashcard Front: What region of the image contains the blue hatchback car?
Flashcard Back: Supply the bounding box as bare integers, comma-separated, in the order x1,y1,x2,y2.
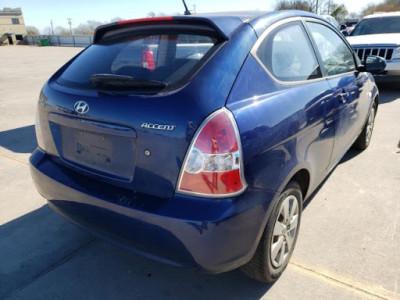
30,10,382,282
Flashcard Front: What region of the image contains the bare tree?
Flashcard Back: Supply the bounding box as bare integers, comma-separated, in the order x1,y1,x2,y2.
275,0,313,12
275,0,350,21
147,11,156,17
330,3,348,22
347,12,360,20
110,17,123,22
87,20,103,31
361,0,400,16
275,0,334,13
26,26,40,35
74,20,103,35
54,26,71,36
147,11,167,17
42,26,53,35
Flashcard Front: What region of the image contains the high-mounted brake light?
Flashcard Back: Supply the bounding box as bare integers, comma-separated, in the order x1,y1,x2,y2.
177,108,247,197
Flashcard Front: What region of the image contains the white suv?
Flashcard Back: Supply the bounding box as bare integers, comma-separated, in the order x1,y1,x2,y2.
347,12,400,82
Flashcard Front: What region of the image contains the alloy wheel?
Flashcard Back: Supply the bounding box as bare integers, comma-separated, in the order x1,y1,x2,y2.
270,195,299,268
366,107,375,145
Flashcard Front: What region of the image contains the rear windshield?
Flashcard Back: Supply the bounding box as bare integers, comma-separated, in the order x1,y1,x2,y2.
57,31,219,93
351,17,400,36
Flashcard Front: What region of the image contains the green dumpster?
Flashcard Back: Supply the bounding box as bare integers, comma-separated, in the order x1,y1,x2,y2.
37,38,50,46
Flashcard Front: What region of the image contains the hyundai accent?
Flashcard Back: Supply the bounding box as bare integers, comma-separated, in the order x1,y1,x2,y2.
30,10,382,282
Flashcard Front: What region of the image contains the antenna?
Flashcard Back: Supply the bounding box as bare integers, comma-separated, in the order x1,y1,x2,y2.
182,0,191,15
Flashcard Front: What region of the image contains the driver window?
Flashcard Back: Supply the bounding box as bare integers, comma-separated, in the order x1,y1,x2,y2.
307,22,356,76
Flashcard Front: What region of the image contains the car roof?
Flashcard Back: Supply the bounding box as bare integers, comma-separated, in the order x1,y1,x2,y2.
193,10,325,37
363,11,400,19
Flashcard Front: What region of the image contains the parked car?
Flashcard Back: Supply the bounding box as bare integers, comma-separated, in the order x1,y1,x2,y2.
347,12,400,82
321,15,340,29
340,19,359,35
30,10,383,282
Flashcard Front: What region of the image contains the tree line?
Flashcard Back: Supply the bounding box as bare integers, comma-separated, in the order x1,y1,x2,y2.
26,17,123,36
275,0,348,21
276,0,400,21
362,0,400,15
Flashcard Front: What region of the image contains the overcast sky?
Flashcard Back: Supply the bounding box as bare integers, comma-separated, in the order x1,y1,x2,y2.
2,0,379,31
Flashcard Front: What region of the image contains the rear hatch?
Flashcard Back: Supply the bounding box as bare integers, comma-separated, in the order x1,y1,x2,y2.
37,16,253,198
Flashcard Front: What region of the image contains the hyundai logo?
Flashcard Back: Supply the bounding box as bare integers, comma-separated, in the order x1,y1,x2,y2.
74,101,89,114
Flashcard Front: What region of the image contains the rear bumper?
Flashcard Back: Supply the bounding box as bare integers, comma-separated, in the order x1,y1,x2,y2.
30,149,277,273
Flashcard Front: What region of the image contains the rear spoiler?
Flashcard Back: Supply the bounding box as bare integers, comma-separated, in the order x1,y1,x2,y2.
93,16,242,43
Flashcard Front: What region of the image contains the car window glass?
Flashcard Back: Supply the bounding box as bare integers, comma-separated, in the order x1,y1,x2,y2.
307,22,355,76
256,21,322,82
57,33,217,91
351,17,400,35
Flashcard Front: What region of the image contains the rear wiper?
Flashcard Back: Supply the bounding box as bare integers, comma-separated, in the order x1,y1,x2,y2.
90,74,167,90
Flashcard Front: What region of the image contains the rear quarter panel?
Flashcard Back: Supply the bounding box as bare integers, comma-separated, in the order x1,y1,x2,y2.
227,55,336,197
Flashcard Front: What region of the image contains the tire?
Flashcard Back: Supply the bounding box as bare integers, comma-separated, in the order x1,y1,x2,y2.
241,181,302,282
353,103,377,150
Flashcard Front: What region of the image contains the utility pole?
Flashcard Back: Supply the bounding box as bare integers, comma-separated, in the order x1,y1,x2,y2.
50,20,54,35
193,4,196,13
316,0,319,14
67,18,72,35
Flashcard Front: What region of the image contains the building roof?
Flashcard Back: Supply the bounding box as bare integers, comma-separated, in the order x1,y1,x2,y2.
0,7,22,16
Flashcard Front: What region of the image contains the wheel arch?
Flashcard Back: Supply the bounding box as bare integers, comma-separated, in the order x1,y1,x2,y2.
276,165,312,201
291,169,311,200
373,93,379,112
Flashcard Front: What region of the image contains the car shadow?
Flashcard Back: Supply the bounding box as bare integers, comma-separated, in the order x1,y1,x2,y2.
303,148,358,210
376,85,399,104
337,148,359,164
1,205,273,299
0,125,37,153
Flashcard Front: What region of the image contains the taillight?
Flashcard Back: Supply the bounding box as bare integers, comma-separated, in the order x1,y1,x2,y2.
177,108,246,197
142,47,155,70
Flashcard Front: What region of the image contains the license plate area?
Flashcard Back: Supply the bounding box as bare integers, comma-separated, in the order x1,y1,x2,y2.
49,114,136,181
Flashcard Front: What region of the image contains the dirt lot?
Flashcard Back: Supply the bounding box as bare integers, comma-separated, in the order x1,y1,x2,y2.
0,46,399,300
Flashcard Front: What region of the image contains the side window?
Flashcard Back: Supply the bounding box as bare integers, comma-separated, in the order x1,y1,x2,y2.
176,34,216,59
256,22,322,82
307,22,356,76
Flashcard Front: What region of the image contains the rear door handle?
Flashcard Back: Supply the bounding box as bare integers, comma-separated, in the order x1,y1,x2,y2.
339,92,349,103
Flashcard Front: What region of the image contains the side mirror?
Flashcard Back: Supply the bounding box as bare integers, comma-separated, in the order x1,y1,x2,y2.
365,56,386,74
341,30,349,37
340,24,347,31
